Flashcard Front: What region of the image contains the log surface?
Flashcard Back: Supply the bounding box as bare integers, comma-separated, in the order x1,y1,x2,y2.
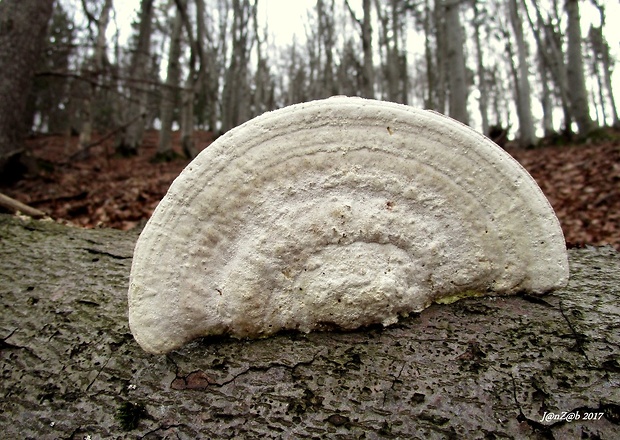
0,214,618,439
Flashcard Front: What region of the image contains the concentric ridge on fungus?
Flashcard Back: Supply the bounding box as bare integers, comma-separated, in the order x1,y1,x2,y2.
128,97,569,354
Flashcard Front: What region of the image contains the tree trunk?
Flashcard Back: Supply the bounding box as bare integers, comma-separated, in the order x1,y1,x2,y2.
316,0,337,98
221,0,252,133
472,0,489,136
523,0,573,134
444,0,469,124
116,0,154,156
509,0,537,147
79,0,112,151
1,213,619,438
433,0,447,114
565,0,593,136
587,10,619,128
157,2,184,160
539,49,555,136
345,0,374,99
423,0,435,109
0,0,54,182
374,0,407,104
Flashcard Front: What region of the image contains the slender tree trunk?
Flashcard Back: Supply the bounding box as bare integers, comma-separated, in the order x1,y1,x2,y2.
317,0,336,98
423,0,435,109
587,8,619,127
177,0,201,159
374,0,407,104
116,0,154,156
522,0,572,134
565,0,593,135
434,0,447,114
345,0,374,99
221,0,252,133
509,0,536,147
0,0,54,182
444,0,468,124
361,0,374,99
79,0,112,150
472,0,489,136
157,3,183,159
539,49,554,136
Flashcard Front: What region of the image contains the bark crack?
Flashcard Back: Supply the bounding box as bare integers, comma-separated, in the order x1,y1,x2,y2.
558,300,591,366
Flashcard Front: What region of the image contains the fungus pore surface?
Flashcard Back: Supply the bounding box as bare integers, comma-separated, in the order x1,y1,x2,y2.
128,97,569,354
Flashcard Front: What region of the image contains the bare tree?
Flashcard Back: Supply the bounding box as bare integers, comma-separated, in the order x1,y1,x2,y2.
0,0,55,182
433,0,448,114
508,0,536,147
157,1,184,160
374,0,409,104
197,0,227,133
522,0,572,134
315,0,337,98
79,0,113,151
444,0,469,124
116,0,154,156
471,0,489,136
565,0,593,135
221,0,254,133
587,2,618,128
345,0,374,98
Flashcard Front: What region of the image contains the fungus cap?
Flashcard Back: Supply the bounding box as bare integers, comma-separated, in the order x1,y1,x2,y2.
128,97,569,354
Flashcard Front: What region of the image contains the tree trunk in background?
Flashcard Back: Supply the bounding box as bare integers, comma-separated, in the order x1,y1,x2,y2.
197,0,221,133
523,0,572,134
423,0,435,109
178,0,200,160
221,0,252,133
79,0,112,151
345,0,374,99
157,3,183,160
587,6,619,128
539,49,554,136
444,0,468,125
508,0,536,147
360,0,374,99
0,0,54,183
472,0,489,136
116,0,154,156
316,0,337,98
433,0,447,114
374,0,408,104
565,0,593,136
251,2,274,114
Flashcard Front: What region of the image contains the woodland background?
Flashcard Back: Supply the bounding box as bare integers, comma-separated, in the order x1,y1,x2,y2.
0,0,619,249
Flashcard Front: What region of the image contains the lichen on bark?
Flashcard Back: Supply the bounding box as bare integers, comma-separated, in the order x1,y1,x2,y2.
0,214,618,438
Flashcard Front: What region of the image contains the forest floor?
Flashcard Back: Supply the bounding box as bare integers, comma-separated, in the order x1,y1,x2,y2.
2,127,620,250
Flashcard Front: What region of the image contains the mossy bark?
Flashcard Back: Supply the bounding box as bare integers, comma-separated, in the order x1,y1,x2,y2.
0,214,618,439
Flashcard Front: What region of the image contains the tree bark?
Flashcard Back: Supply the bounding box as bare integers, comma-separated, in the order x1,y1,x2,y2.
508,0,537,147
565,0,593,136
116,0,154,156
1,213,619,437
345,0,374,99
433,0,447,114
0,0,54,182
79,0,112,151
157,2,184,159
444,0,469,125
472,0,489,136
221,0,253,133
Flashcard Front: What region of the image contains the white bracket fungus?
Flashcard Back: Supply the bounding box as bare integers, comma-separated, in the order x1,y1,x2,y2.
128,97,569,354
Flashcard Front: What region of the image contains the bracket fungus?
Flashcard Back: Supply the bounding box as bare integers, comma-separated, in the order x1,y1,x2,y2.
128,97,569,354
